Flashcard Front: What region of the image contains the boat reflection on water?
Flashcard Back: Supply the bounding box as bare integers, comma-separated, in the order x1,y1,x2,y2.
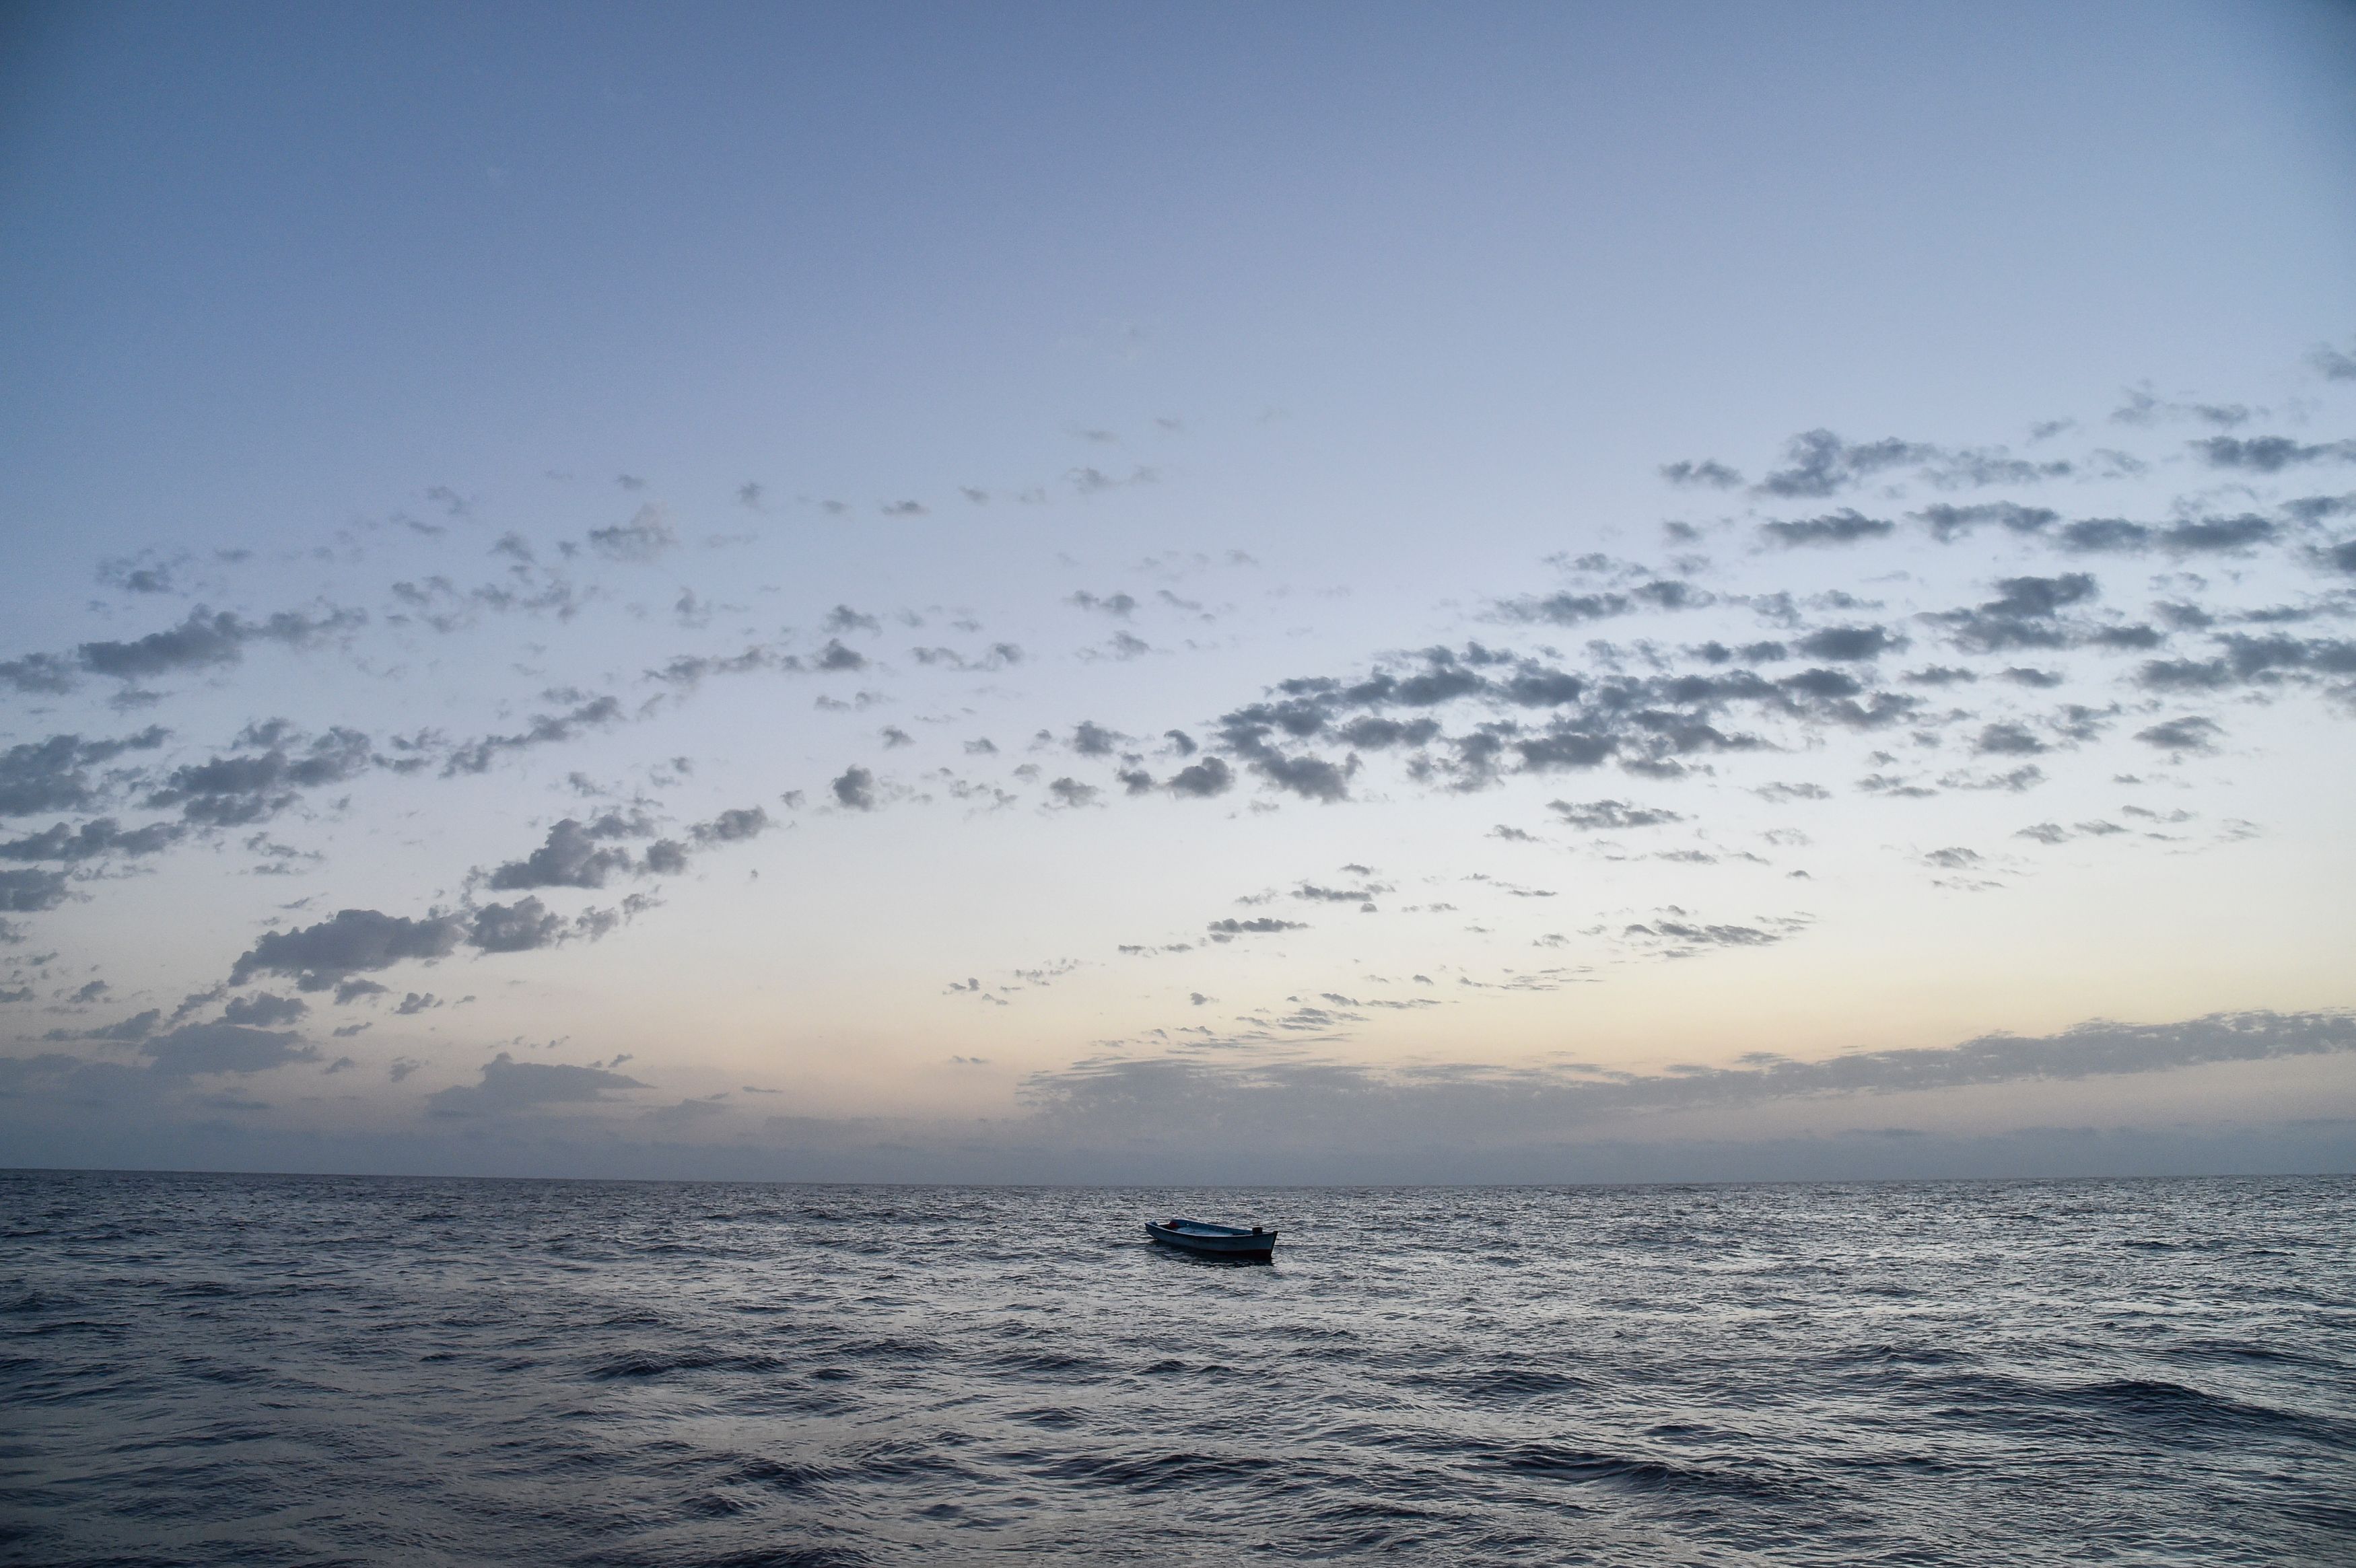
1144,1216,1277,1262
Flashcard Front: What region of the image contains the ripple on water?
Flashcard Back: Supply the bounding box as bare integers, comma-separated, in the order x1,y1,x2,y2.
0,1172,2349,1567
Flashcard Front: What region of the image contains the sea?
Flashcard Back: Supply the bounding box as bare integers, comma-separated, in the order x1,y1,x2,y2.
1,1171,2350,1566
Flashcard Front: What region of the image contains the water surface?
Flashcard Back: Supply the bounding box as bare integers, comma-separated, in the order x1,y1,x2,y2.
3,1172,2350,1564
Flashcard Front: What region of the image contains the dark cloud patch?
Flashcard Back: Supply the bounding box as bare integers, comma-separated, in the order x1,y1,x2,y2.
1070,721,1123,757
1491,591,1636,627
487,819,635,890
645,646,798,690
444,695,622,777
814,639,868,672
0,868,70,912
1619,912,1799,957
1795,625,1905,662
1067,592,1138,618
0,818,182,862
2280,493,2355,525
230,908,466,991
1915,503,2056,542
1167,756,1233,798
468,898,562,954
73,607,363,684
97,554,182,595
1660,460,1743,489
1335,716,1442,749
1755,431,1933,498
2192,436,2356,473
221,993,306,1027
1206,917,1307,939
822,604,881,634
1973,723,2046,756
2161,515,2278,554
1292,881,1387,904
43,1008,162,1043
147,726,372,826
2059,514,2278,557
1927,574,2099,653
2136,634,2356,695
1549,799,1683,831
427,1052,647,1116
2135,716,2223,755
1760,510,1894,548
832,766,878,811
0,729,169,818
693,806,770,844
1047,777,1099,808
585,505,677,561
0,652,79,694
2310,341,2356,382
1027,1010,2356,1155
1252,752,1354,802
142,1021,319,1077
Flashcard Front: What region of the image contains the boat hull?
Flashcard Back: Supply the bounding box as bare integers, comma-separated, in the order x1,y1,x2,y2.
1144,1221,1276,1262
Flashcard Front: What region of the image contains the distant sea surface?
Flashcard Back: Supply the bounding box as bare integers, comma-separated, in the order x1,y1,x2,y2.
3,1172,2351,1566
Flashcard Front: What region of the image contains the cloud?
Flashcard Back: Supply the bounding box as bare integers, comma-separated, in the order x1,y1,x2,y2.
1795,625,1905,662
1023,1008,2356,1153
0,817,184,862
2057,514,2279,557
444,695,623,776
1067,591,1138,618
1069,721,1123,756
1047,777,1099,808
469,898,562,954
0,728,170,818
487,819,637,890
230,908,466,990
2134,716,2223,754
1925,573,2099,653
832,765,877,810
586,505,678,561
822,604,881,634
2137,634,2356,697
1754,431,1932,497
1548,798,1683,830
1167,756,1234,797
1660,459,1743,489
221,992,306,1027
693,806,770,844
0,868,71,912
141,1021,320,1077
146,725,373,826
1915,502,2057,542
426,1051,648,1116
1206,917,1307,939
1760,510,1894,548
2192,436,2356,473
1493,579,1712,626
2308,341,2356,382
70,606,363,684
814,639,868,672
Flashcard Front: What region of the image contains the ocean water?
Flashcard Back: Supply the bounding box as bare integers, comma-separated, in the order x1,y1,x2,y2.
1,1172,2351,1566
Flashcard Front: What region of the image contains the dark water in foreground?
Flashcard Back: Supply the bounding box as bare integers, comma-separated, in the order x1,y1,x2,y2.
2,1173,2351,1566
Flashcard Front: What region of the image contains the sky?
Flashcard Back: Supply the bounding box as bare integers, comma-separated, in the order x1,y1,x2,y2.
2,1,2354,1183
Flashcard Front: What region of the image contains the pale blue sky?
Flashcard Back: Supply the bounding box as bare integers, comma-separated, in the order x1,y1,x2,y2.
2,3,2353,1180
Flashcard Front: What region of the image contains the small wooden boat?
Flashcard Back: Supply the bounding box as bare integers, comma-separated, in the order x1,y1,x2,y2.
1145,1216,1277,1262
